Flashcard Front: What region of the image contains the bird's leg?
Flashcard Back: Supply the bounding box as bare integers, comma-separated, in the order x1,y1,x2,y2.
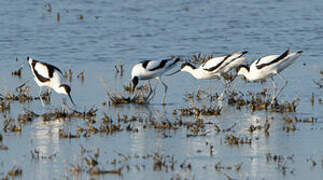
157,77,168,105
225,79,233,94
61,98,71,112
39,87,45,107
230,78,239,94
147,80,159,102
145,80,153,100
269,78,276,96
148,80,152,96
270,77,277,105
218,78,227,101
45,87,52,104
275,73,288,100
218,91,225,101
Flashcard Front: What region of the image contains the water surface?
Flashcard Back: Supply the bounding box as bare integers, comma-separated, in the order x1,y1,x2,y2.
0,0,322,179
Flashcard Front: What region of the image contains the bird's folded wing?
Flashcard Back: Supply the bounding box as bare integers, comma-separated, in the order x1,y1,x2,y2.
146,60,168,71
202,56,227,72
34,62,63,78
256,49,289,69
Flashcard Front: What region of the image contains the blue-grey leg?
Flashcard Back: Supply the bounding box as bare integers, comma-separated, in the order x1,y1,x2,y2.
151,81,158,101
145,80,153,99
274,73,288,100
39,87,45,107
157,77,168,105
218,78,227,101
264,79,273,102
270,77,277,104
146,80,158,102
148,80,159,102
146,80,157,102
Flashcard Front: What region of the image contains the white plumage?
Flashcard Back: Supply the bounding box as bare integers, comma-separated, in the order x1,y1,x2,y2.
27,57,75,106
131,57,181,105
31,61,62,87
180,51,248,80
168,51,248,100
237,49,303,103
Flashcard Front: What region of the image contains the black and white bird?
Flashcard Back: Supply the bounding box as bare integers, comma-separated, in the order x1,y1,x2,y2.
178,51,248,80
169,51,248,99
27,57,75,106
131,57,181,105
237,49,303,103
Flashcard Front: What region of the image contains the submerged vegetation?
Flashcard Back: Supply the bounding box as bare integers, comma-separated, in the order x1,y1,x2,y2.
0,8,321,177
100,77,152,105
1,54,321,179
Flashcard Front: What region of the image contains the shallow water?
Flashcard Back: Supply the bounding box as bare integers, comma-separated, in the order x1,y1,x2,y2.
0,0,323,179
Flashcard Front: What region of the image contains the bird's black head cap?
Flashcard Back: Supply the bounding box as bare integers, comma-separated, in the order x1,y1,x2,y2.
236,64,250,73
180,62,196,70
132,76,139,90
59,84,75,106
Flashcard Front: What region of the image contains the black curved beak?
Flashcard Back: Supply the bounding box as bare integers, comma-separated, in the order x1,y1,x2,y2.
165,69,181,76
68,93,76,106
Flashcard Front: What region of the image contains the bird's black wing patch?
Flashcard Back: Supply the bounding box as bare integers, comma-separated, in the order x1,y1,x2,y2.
31,60,50,82
46,63,63,77
255,57,262,65
32,59,63,78
141,60,151,69
148,59,168,71
181,62,196,69
256,49,289,69
167,57,180,67
203,54,231,72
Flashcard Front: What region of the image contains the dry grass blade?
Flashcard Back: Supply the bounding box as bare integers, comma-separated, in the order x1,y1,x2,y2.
99,76,151,104
89,168,122,176
77,71,85,83
15,80,29,92
191,52,214,65
7,166,23,177
11,61,25,78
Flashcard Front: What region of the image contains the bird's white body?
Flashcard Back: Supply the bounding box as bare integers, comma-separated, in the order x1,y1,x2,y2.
181,51,248,80
27,57,74,106
237,49,303,103
178,51,248,101
131,59,179,80
204,52,247,74
28,59,64,93
131,58,180,104
180,66,220,80
238,50,303,81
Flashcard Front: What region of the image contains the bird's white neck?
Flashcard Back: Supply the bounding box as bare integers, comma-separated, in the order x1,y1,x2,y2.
53,85,67,95
182,66,215,80
237,67,253,81
181,66,198,78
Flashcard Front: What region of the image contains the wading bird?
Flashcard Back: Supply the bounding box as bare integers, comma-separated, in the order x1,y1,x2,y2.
169,51,248,99
237,49,303,104
27,57,75,106
131,57,181,105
